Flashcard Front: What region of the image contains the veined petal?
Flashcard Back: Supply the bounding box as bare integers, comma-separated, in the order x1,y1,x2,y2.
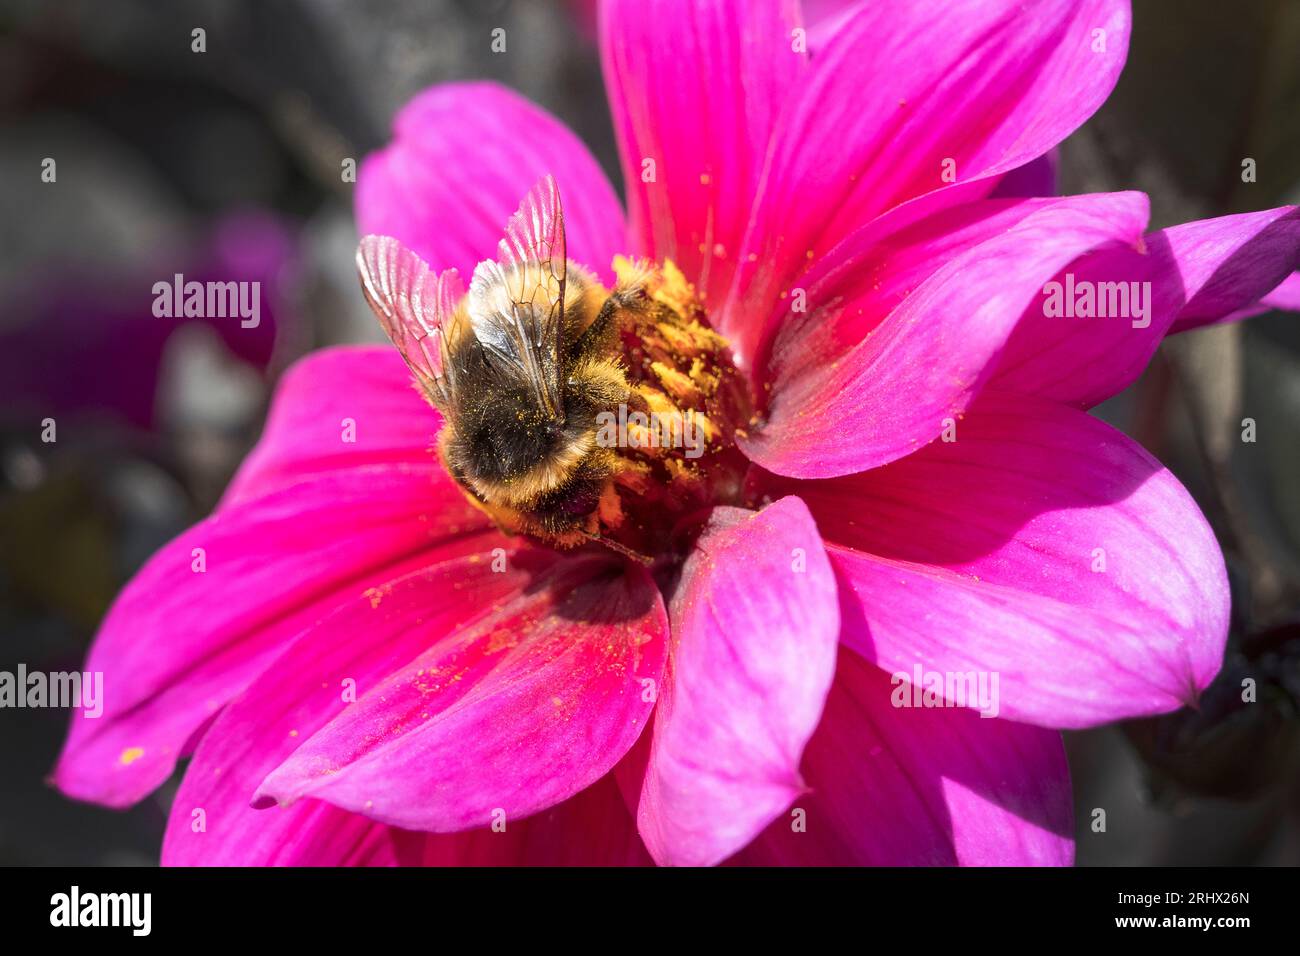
1164,210,1300,329
169,781,647,866
804,0,862,51
356,82,627,282
750,394,1229,728
1182,270,1300,331
223,345,441,507
636,498,839,867
992,206,1300,406
600,0,806,326
722,0,1130,362
170,799,402,867
395,774,652,866
53,465,497,808
756,196,1097,367
739,192,1149,479
990,152,1058,200
163,553,649,865
732,649,1073,866
254,554,668,832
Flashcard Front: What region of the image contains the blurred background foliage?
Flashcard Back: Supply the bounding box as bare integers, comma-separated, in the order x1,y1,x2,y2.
0,0,1296,865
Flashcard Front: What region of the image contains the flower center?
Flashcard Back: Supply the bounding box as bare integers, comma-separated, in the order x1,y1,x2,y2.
594,257,752,560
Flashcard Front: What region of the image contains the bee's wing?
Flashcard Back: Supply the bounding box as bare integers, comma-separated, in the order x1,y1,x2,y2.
356,235,466,410
467,175,567,420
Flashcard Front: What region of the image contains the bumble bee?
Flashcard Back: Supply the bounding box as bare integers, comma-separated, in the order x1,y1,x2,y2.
356,175,652,553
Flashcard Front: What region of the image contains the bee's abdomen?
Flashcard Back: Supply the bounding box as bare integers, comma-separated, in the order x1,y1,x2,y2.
449,380,602,510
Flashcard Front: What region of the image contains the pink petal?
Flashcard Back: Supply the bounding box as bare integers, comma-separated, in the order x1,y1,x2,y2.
990,151,1058,199
168,780,647,866
993,206,1300,406
170,799,403,867
396,774,652,865
1258,270,1300,310
803,0,860,50
254,554,668,831
750,393,1229,728
600,0,806,318
1164,210,1300,328
1191,271,1300,329
722,0,1130,363
53,465,497,808
763,197,1100,360
164,553,649,865
636,497,839,867
356,82,627,282
732,648,1073,866
223,345,441,507
739,192,1149,479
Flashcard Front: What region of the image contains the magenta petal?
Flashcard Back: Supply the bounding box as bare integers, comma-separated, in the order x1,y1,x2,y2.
356,82,627,282
990,151,1059,199
804,0,861,50
171,778,647,867
636,498,839,867
733,648,1073,866
223,345,441,507
253,554,668,831
1163,208,1300,329
169,800,405,867
396,774,652,866
1186,271,1300,330
754,196,1113,369
169,775,649,866
600,0,805,321
993,206,1300,406
722,0,1130,360
1265,271,1300,310
163,551,619,865
752,393,1229,728
53,465,496,808
740,192,1149,479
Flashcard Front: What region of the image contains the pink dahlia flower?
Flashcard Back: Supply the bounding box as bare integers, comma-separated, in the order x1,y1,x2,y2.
56,0,1300,866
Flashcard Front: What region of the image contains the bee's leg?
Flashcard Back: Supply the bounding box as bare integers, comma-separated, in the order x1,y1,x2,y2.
582,532,654,566
576,279,655,357
571,298,622,360
567,357,631,409
561,263,608,349
451,477,528,539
